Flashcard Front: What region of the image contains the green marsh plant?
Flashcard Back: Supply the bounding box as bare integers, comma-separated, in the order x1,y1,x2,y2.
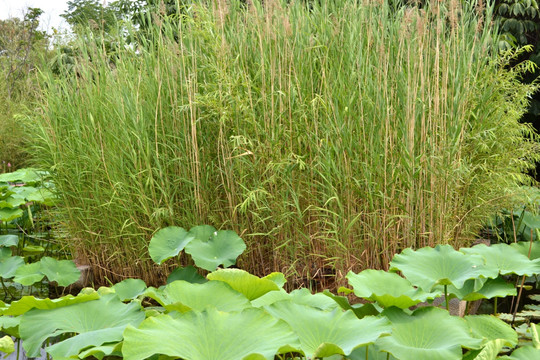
29,0,540,285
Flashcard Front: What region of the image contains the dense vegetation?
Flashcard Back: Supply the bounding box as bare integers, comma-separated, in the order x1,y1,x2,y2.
1,1,540,359
20,0,540,286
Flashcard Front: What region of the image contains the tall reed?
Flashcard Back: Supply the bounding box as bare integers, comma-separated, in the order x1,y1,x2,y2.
30,0,540,286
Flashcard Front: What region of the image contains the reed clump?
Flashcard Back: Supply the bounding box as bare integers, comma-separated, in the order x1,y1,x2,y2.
30,0,540,286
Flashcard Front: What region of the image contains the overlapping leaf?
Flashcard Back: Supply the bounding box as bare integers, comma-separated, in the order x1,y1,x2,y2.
347,270,440,308
19,294,144,358
389,244,494,291
265,301,391,358
207,269,280,300
148,226,194,264
145,280,250,313
376,307,483,360
185,229,246,271
461,244,540,276
122,307,298,360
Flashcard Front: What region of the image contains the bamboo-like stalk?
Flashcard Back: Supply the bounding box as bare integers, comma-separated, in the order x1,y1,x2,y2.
28,0,540,286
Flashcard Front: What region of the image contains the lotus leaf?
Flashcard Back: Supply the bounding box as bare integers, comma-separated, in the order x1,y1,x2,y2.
461,244,540,276
322,290,381,319
166,265,207,284
264,272,287,288
22,245,44,253
348,344,398,360
0,316,20,337
464,315,517,348
0,208,23,222
389,244,493,291
0,169,43,184
148,226,194,264
39,257,81,287
0,235,18,247
511,241,540,261
207,269,280,300
498,346,540,359
347,269,441,308
13,262,44,285
185,229,246,271
0,335,14,355
447,277,517,301
19,294,145,358
122,307,298,360
79,342,123,359
250,289,291,307
462,339,507,360
112,278,147,301
265,301,391,358
25,188,56,206
188,224,217,240
0,252,24,279
3,291,99,316
251,288,338,310
0,197,25,208
156,280,251,313
376,306,483,360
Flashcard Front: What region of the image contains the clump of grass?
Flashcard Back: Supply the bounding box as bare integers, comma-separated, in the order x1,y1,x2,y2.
29,0,540,286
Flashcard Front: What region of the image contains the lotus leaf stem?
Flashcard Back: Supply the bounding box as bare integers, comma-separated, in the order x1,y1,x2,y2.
444,285,449,311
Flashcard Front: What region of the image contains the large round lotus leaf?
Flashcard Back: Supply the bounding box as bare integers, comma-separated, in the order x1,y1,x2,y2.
447,277,516,301
39,257,81,287
376,306,483,360
0,235,18,247
0,335,14,355
0,208,23,222
166,265,207,284
13,262,44,285
185,230,246,271
347,270,441,309
122,307,298,360
389,244,493,291
207,269,280,300
510,241,540,261
461,244,540,276
111,278,147,301
160,280,251,313
187,224,217,241
265,301,391,358
0,254,24,279
498,346,540,359
148,226,194,264
19,294,145,358
3,291,99,316
25,188,57,206
464,315,517,347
